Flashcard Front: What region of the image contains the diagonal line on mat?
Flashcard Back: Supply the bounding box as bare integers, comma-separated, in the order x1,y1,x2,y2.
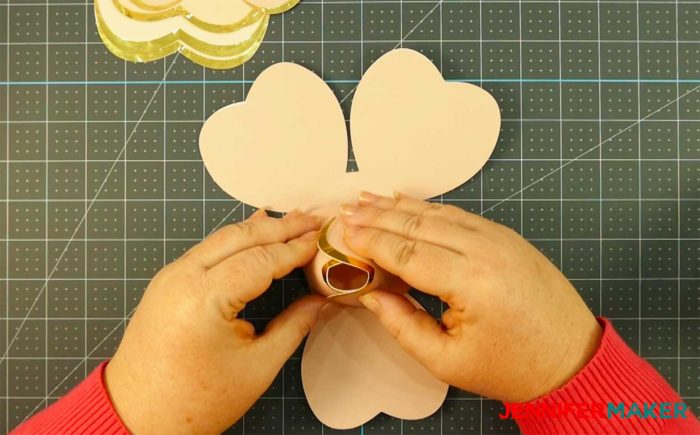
16,0,442,421
337,0,443,105
20,307,137,423
480,84,700,217
22,199,247,421
1,54,181,364
207,201,243,236
21,200,243,421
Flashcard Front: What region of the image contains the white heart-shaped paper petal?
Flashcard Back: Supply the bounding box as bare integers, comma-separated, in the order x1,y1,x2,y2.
350,48,501,201
199,48,501,211
302,304,449,429
199,62,349,211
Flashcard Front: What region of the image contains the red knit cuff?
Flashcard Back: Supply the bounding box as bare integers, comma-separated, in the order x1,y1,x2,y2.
11,361,129,435
508,318,699,435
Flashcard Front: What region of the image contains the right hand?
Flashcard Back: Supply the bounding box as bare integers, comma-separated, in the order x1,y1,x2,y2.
339,192,602,403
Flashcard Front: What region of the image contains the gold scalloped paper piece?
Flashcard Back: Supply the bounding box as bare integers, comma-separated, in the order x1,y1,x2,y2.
113,0,264,33
244,0,303,15
114,0,300,25
130,0,177,9
132,0,298,14
94,0,297,69
95,0,266,58
96,1,268,66
317,219,375,297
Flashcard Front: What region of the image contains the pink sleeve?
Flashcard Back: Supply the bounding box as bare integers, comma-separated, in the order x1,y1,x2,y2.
507,318,700,435
11,361,129,435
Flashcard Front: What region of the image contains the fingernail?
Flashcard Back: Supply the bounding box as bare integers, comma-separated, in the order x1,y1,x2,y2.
358,191,379,204
344,225,360,238
359,294,381,313
340,204,360,216
300,230,319,241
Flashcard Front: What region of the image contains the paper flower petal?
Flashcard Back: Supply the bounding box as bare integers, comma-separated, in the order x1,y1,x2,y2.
199,62,349,211
302,304,448,429
199,49,501,211
350,48,501,201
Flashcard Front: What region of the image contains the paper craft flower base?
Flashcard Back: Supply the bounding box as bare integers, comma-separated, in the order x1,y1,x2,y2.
199,48,501,429
301,209,441,428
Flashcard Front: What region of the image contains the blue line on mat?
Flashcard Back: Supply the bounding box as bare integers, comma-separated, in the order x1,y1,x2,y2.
2,78,700,86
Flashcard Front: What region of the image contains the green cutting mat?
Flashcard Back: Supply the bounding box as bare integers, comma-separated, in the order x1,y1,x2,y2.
1,0,699,433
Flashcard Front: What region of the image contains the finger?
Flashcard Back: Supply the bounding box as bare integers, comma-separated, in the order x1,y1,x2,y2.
441,308,462,331
344,226,463,301
256,295,325,366
340,204,470,253
206,233,318,313
358,191,486,229
359,290,449,372
284,209,302,219
190,213,321,268
250,208,268,220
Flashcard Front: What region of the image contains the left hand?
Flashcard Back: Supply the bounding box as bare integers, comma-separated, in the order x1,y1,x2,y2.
105,210,324,434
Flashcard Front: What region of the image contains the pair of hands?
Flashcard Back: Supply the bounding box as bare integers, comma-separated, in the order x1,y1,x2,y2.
105,193,601,434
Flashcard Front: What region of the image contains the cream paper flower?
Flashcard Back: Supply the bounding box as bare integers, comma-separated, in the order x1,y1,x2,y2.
198,50,501,428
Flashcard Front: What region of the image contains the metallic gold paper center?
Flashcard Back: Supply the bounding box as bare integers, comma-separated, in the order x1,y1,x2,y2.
318,218,375,295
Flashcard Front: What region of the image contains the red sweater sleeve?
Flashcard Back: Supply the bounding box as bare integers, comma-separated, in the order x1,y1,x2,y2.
11,361,129,435
508,318,700,435
12,319,698,435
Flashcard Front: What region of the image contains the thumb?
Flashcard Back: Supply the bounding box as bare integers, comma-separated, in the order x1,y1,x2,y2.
359,290,448,370
257,295,325,365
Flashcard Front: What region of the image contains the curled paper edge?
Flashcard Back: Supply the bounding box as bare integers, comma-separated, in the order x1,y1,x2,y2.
113,0,265,34
304,210,409,306
318,218,375,296
130,0,180,11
